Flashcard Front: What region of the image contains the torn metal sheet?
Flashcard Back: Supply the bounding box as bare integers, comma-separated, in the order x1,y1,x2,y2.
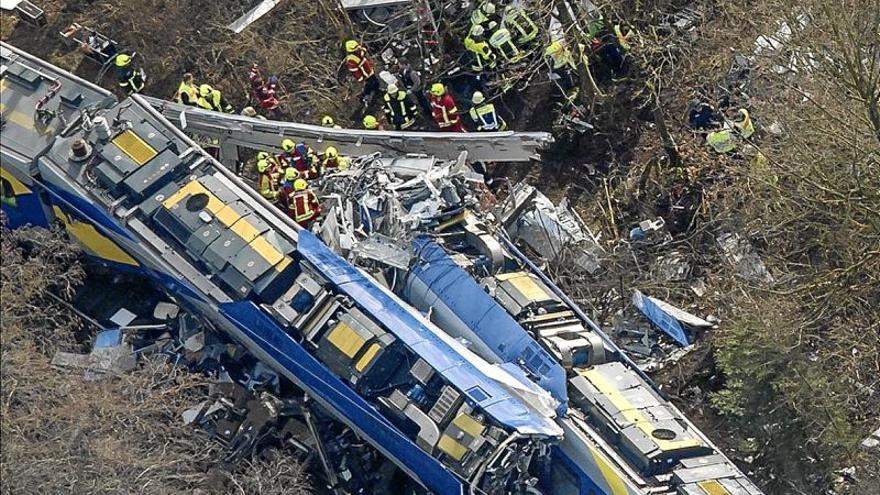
717,232,774,285
632,290,691,347
352,233,413,269
227,0,282,34
340,0,410,9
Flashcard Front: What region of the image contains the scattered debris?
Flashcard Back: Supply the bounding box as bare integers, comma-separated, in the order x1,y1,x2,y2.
227,0,284,34
632,290,713,347
861,426,880,451
717,232,774,285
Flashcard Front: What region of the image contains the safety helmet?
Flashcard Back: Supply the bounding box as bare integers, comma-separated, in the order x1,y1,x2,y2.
256,159,269,173
325,146,338,158
256,151,269,161
199,84,213,97
430,83,445,96
321,115,335,127
241,106,258,117
734,108,749,122
345,40,360,53
544,41,563,57
363,115,378,129
115,54,131,67
386,83,399,94
470,25,485,37
294,178,308,191
281,139,295,152
472,91,485,105
285,167,298,181
483,2,496,15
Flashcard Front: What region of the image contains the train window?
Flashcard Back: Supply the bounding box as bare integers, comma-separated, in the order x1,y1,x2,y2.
1,178,17,207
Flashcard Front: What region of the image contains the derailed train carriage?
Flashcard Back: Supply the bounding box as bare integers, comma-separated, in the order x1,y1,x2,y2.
1,42,762,495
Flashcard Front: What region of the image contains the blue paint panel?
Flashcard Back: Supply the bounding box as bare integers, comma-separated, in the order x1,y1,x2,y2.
632,290,690,346
409,238,569,408
219,300,463,495
1,191,49,228
551,447,609,495
297,231,560,436
43,182,136,240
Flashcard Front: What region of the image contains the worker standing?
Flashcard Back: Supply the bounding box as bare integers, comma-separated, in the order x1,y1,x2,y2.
429,83,464,132
197,84,234,113
464,25,497,76
487,21,522,64
289,179,321,229
395,61,432,116
283,142,320,179
383,83,418,131
176,73,198,106
115,54,145,95
362,115,384,130
544,41,578,96
322,147,349,171
256,158,281,202
468,92,506,131
344,40,380,104
471,2,500,31
504,4,539,47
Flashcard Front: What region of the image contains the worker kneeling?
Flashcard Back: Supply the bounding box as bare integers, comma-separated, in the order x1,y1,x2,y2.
288,179,320,229
323,147,349,171
469,92,506,131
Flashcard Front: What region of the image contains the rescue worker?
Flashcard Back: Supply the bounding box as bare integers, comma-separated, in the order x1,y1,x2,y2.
732,108,755,139
363,115,384,130
383,83,418,131
344,40,380,103
321,115,342,129
464,25,498,75
429,83,464,132
287,142,320,179
487,21,522,64
278,139,297,166
115,54,145,94
289,178,320,228
504,4,539,47
197,84,234,113
706,126,737,154
471,2,500,31
256,158,281,201
688,100,720,130
176,72,198,106
276,167,299,211
322,146,349,171
468,92,506,131
395,61,432,116
545,40,578,94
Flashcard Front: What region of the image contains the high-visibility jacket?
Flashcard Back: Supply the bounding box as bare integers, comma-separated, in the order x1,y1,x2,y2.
733,109,755,139
176,81,198,106
258,170,281,200
383,90,418,130
323,156,349,171
117,66,144,94
430,94,462,128
505,8,538,45
464,36,497,72
707,129,736,153
613,24,633,51
290,190,320,226
345,49,375,82
469,102,506,131
197,89,234,113
489,26,521,63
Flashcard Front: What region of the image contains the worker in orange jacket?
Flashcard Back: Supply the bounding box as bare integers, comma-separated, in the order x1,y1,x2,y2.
344,40,380,103
288,179,321,228
428,83,465,132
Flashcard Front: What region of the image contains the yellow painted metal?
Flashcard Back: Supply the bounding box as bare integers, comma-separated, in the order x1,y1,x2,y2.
0,167,32,195
698,480,731,495
452,413,485,438
326,322,366,358
587,444,631,495
355,343,381,372
497,272,550,301
249,236,284,265
52,206,139,266
579,369,703,452
230,219,261,242
437,435,468,461
111,129,157,165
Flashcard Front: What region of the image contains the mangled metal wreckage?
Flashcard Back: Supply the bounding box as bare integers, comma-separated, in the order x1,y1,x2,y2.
1,42,761,495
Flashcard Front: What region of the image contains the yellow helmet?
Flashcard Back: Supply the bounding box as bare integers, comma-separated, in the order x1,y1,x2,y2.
472,91,485,105
199,84,213,97
430,83,445,96
321,115,335,127
544,41,563,57
257,151,269,161
345,40,360,53
325,146,338,158
285,167,299,181
256,159,270,173
294,178,308,191
363,115,378,129
281,139,295,152
115,54,131,67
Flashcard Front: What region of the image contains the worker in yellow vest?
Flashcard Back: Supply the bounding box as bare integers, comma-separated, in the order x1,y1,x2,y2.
504,4,539,47
176,73,198,106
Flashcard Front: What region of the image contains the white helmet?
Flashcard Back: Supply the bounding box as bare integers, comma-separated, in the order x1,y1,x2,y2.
472,91,485,104
470,24,485,37
387,83,399,94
